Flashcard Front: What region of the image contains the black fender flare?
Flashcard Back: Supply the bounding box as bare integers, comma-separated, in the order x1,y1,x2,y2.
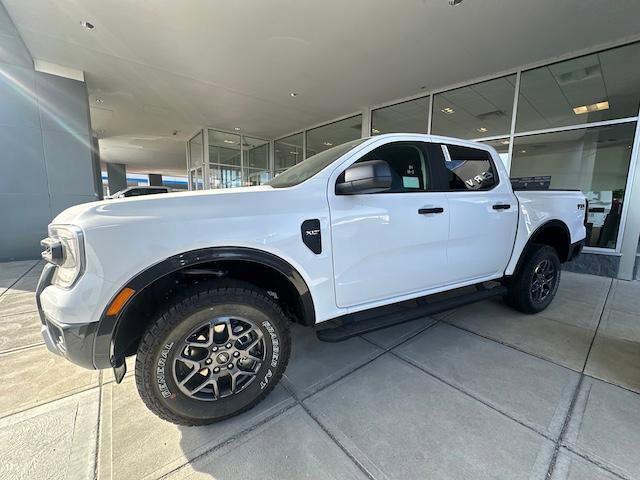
509,219,571,278
92,247,316,369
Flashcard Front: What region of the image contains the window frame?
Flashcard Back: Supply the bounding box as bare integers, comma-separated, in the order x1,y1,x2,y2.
426,143,501,193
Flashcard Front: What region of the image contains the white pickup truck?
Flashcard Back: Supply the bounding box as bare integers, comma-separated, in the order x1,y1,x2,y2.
37,134,586,425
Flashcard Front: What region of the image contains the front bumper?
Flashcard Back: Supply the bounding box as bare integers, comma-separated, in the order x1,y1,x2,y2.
37,264,98,370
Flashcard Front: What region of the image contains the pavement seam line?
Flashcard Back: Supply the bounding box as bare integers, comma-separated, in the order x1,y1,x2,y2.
388,349,554,441
93,370,103,480
0,261,39,299
299,317,441,403
581,279,615,373
560,444,633,480
440,318,583,372
0,383,101,420
156,402,298,480
0,341,46,356
544,278,615,480
0,309,40,320
281,382,378,480
439,318,640,397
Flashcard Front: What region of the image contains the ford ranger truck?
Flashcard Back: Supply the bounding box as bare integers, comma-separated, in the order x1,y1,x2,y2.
37,134,586,425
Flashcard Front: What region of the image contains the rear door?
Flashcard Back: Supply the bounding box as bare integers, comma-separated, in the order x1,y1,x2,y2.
430,143,518,283
328,140,450,308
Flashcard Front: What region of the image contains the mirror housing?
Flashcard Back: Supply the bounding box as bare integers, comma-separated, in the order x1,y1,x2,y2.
335,160,392,195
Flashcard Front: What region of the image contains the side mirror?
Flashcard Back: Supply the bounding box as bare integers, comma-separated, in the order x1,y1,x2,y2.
335,160,392,195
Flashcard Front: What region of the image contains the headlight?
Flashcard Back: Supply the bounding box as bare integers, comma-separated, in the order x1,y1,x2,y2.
44,225,85,288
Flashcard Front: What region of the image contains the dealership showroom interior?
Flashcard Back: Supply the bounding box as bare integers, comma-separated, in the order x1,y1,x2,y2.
2,0,640,479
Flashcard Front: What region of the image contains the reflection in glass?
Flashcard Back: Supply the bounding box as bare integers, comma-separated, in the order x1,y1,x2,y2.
371,97,428,135
516,42,640,132
479,138,510,168
511,122,636,248
306,115,362,158
275,133,303,173
432,75,516,139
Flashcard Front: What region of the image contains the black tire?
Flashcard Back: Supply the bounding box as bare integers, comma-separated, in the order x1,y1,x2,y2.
505,244,561,314
135,281,291,426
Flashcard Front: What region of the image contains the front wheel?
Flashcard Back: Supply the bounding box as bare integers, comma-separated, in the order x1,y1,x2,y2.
505,244,561,314
135,282,291,426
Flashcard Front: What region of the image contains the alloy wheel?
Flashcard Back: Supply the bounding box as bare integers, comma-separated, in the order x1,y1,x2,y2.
530,259,557,303
172,316,265,401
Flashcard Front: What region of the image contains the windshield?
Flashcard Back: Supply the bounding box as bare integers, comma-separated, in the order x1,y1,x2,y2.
267,138,367,188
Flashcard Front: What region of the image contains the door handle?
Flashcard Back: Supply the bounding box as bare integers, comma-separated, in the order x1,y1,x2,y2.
492,204,511,210
418,207,444,214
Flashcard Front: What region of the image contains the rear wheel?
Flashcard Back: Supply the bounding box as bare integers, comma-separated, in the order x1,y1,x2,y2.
505,244,560,314
135,282,290,426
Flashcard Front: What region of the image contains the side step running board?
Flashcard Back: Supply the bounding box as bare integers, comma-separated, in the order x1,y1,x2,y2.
316,286,507,342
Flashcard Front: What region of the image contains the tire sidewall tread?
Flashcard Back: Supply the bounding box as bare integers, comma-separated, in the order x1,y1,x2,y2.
506,244,561,314
135,281,291,426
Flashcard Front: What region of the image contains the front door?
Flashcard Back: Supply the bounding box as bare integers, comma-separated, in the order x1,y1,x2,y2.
328,141,450,308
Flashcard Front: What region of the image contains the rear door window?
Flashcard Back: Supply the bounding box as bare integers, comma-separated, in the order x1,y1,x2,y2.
440,144,497,191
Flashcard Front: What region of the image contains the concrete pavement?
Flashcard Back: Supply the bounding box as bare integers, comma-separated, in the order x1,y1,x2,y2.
1,261,639,480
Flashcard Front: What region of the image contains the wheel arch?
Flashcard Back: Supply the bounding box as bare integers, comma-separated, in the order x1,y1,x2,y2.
93,247,316,370
510,219,571,279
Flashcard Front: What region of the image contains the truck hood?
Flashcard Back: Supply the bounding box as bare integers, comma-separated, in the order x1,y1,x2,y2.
51,185,278,229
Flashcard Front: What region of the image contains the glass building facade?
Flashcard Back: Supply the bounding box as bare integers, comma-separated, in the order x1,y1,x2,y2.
187,129,271,190
187,40,640,278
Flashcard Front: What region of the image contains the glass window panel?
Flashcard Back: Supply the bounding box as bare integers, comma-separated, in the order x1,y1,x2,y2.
432,75,516,139
306,115,362,157
208,129,241,166
371,97,428,135
192,167,203,190
275,133,303,171
245,168,271,186
479,138,510,168
511,122,636,249
442,145,497,191
209,165,242,189
516,42,640,132
188,132,203,168
243,136,269,170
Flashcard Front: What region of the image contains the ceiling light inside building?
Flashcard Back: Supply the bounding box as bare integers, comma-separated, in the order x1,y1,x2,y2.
501,140,510,145
441,107,455,114
372,128,381,134
95,98,104,103
234,127,240,131
476,127,488,133
519,150,527,154
223,140,235,144
573,101,609,115
289,151,299,155
322,142,333,146
80,21,95,30
290,92,298,97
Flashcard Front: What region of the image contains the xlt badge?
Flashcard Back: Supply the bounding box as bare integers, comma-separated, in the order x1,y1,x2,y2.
301,219,322,254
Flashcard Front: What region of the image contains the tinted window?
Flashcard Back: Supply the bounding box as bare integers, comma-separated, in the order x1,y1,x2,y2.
355,142,430,193
443,145,496,191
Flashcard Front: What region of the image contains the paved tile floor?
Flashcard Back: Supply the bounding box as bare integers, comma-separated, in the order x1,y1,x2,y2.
1,261,639,480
